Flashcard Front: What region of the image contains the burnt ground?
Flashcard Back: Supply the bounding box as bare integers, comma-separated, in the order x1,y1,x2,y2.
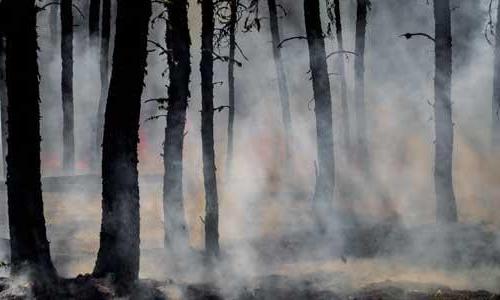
0,275,498,300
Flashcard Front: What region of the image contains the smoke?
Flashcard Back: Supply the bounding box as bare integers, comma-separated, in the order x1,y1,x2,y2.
1,0,500,297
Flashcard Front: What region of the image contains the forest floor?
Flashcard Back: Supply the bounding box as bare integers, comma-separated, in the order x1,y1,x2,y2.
0,275,499,299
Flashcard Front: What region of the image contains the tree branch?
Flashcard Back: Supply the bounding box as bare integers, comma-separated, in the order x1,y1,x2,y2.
278,36,307,48
399,32,435,42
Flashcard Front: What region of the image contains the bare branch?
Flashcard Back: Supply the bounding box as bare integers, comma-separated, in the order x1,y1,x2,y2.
399,32,435,42
278,36,307,48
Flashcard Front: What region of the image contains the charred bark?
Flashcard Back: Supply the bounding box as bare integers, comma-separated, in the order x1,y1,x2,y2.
0,35,7,179
333,0,350,152
492,0,500,148
267,0,292,162
89,0,101,49
61,0,75,173
95,0,111,170
3,0,57,280
226,0,237,175
163,0,191,252
354,0,369,174
304,0,335,233
201,0,220,259
433,0,457,223
93,0,151,284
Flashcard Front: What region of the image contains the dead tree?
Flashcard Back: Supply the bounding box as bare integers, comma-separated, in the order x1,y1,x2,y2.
0,34,7,178
93,0,151,285
330,0,350,152
201,0,220,259
304,0,335,232
226,0,237,174
3,0,57,281
267,0,292,162
61,0,75,173
94,0,111,170
163,0,191,252
433,0,457,222
354,0,369,174
492,0,500,148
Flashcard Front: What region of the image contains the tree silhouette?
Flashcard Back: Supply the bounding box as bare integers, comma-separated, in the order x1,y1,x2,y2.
94,0,111,170
201,0,220,259
492,0,500,149
0,32,7,178
433,0,457,222
267,0,292,163
3,0,57,282
93,0,151,286
354,0,370,175
163,0,191,253
304,0,335,233
61,0,75,173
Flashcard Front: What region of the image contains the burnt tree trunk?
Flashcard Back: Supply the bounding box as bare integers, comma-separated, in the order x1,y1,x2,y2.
4,0,57,280
434,0,457,223
492,0,500,148
354,0,369,174
89,0,100,49
226,0,237,174
95,0,111,170
93,0,151,284
61,0,75,173
163,0,191,252
0,35,7,179
267,0,292,162
304,0,335,233
333,0,350,152
201,0,220,258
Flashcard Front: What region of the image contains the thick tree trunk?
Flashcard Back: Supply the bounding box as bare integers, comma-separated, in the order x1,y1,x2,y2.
163,0,191,253
304,0,335,233
267,0,292,162
61,0,75,173
94,0,111,171
333,0,350,152
492,0,500,148
0,35,7,179
88,0,100,49
226,0,237,174
354,0,369,174
201,0,220,259
434,0,457,223
93,0,151,284
4,0,57,280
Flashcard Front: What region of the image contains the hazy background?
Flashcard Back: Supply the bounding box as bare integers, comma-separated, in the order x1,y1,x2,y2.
1,0,499,295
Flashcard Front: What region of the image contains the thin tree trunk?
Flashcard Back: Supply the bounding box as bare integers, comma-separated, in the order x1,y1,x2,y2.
0,35,7,179
333,0,350,152
95,0,111,171
354,0,369,174
4,0,57,280
492,0,500,148
201,0,220,259
163,0,191,253
61,0,75,173
226,0,237,174
267,0,292,162
93,0,151,285
89,0,100,49
434,0,457,223
304,0,335,233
